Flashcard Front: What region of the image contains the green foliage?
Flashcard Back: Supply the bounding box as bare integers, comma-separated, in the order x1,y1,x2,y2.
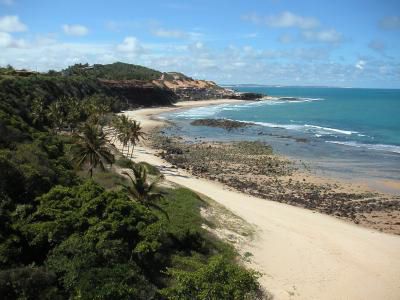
62,62,162,81
115,157,135,168
112,114,145,158
115,159,161,176
72,123,115,177
138,161,161,176
0,266,62,300
0,138,75,201
22,181,161,298
120,164,168,221
79,170,128,190
162,255,263,300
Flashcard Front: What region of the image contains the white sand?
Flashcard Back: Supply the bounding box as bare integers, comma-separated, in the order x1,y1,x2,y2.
123,100,400,300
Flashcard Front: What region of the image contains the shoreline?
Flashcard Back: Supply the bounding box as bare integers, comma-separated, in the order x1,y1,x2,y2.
125,99,399,196
122,99,400,300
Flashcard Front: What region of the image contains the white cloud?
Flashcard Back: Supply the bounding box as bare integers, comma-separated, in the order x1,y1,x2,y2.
302,29,343,44
152,28,187,38
379,16,400,30
355,60,366,70
0,31,26,48
0,31,397,88
0,15,27,32
116,36,144,53
243,11,319,29
62,24,89,36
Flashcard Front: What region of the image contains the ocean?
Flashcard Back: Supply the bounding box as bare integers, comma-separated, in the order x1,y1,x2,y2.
162,87,400,188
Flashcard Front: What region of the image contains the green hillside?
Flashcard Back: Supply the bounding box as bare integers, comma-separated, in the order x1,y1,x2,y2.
62,62,163,81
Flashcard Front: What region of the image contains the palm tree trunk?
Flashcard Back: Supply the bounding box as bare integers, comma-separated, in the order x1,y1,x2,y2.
130,145,134,158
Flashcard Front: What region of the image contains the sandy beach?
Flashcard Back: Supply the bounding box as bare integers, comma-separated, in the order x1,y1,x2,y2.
122,99,400,300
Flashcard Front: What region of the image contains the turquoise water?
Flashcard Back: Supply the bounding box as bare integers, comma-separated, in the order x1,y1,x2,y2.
163,87,400,184
234,87,400,150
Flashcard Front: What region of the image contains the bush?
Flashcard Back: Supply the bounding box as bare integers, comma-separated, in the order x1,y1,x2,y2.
115,157,135,168
0,266,62,300
161,255,263,299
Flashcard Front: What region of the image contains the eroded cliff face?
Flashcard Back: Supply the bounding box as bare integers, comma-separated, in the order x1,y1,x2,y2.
100,72,264,106
99,79,178,107
152,72,264,101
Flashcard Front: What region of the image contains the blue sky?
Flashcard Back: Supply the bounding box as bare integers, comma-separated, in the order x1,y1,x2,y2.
1,0,399,88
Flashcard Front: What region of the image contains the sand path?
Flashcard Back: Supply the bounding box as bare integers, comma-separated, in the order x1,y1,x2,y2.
122,100,400,300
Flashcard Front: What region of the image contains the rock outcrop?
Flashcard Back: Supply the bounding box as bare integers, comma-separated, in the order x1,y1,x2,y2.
154,72,265,101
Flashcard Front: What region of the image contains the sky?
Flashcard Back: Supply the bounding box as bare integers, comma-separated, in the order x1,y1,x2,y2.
0,0,400,88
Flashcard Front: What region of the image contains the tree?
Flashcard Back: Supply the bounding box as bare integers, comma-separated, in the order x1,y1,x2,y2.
121,164,168,220
23,181,160,299
161,255,264,300
127,120,145,157
31,97,46,127
112,115,145,158
64,97,83,132
46,101,65,132
72,123,114,177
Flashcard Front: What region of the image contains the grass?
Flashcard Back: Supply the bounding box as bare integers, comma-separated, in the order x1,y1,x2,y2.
115,157,134,168
77,169,128,190
115,157,161,176
151,187,238,278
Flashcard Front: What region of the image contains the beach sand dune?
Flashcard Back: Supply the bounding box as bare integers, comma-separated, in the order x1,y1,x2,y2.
123,100,400,300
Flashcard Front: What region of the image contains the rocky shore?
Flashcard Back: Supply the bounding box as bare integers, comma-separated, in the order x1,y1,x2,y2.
150,132,400,235
190,118,253,130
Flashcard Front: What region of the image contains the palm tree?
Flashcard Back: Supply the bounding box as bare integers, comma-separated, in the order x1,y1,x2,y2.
31,97,46,126
127,120,145,158
64,97,82,132
72,122,115,177
47,101,65,132
121,164,168,220
112,115,145,158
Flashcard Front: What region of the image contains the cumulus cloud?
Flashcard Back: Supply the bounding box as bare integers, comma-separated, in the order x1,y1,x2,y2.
302,29,343,44
0,31,26,48
62,24,89,36
0,15,27,32
1,30,397,88
116,36,144,53
242,11,319,29
379,16,400,30
355,60,366,70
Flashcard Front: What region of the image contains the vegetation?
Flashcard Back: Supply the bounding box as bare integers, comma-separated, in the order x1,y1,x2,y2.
72,123,115,177
121,164,168,219
110,114,146,157
0,64,264,299
62,62,163,81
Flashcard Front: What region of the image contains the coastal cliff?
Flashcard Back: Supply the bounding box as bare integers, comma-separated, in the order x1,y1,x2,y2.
155,72,264,101
0,62,264,111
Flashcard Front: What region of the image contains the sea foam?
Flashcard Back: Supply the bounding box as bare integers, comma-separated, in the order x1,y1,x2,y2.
326,141,400,154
